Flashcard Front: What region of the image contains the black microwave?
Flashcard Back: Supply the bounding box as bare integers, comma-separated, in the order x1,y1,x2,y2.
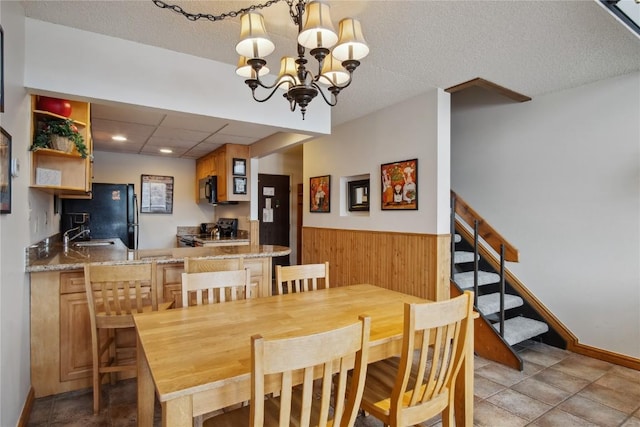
198,176,218,205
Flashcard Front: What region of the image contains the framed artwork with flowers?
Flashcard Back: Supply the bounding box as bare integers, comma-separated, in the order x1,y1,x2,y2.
381,158,417,210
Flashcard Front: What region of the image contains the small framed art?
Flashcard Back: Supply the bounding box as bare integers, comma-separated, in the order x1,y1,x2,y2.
232,158,246,176
381,158,417,210
233,176,247,194
310,175,330,213
140,174,174,214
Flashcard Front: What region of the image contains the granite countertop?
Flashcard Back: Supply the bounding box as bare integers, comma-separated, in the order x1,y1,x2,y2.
26,237,290,273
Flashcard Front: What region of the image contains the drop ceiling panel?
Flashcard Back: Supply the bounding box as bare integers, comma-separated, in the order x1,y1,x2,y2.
159,114,230,134
151,127,212,142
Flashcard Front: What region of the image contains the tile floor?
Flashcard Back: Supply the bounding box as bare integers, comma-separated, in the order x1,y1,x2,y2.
27,340,640,426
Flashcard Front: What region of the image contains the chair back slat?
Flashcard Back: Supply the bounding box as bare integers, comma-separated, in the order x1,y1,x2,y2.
181,268,251,307
274,262,329,295
251,315,370,427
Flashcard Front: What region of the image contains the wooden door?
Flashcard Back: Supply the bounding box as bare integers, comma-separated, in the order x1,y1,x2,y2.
258,174,291,273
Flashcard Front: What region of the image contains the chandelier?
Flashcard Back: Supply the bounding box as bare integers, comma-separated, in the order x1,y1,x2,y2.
153,0,369,119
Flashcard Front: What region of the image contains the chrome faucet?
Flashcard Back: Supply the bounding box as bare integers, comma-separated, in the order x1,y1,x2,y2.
63,226,91,249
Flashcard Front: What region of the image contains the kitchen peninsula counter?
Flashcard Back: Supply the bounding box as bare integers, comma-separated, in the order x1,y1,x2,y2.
26,238,290,273
28,238,290,398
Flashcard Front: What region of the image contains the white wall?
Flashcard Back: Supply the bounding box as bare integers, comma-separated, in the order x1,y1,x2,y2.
0,2,34,425
451,72,640,358
303,90,451,235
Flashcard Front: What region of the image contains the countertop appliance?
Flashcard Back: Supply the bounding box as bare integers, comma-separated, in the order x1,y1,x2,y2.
198,176,218,205
61,183,139,249
217,218,238,238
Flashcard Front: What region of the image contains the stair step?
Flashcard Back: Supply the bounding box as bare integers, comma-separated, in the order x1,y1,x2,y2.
477,293,523,315
454,251,477,264
492,317,549,346
454,271,500,289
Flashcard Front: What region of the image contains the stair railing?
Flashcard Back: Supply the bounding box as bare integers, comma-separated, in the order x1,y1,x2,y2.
451,190,519,338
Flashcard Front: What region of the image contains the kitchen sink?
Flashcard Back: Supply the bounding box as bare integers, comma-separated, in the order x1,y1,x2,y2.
73,240,115,247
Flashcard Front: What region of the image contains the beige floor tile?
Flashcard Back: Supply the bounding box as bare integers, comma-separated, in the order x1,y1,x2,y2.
473,400,528,427
552,355,611,381
529,408,599,427
519,347,566,367
474,374,506,399
595,371,640,398
511,377,572,405
621,417,640,427
525,342,572,359
521,359,546,376
558,394,628,426
475,362,530,387
578,382,640,414
474,355,493,369
532,366,591,393
610,365,640,382
486,388,552,421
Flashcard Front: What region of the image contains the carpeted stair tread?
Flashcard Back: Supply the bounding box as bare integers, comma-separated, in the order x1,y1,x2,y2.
477,293,523,315
454,251,477,264
492,317,549,346
454,271,500,289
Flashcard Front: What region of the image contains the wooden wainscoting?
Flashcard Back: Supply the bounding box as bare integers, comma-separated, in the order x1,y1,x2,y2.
302,227,451,301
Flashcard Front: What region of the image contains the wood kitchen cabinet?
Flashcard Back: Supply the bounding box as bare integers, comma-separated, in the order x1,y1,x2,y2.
195,143,250,203
29,96,93,197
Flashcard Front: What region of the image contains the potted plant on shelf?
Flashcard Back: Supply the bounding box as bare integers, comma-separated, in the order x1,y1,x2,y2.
31,118,88,158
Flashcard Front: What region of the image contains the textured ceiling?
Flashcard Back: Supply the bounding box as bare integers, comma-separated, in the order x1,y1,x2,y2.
21,0,640,158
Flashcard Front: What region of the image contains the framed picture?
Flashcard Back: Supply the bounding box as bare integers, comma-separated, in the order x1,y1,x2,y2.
381,158,418,210
1,25,4,113
0,127,11,213
348,179,370,212
232,158,246,176
233,176,247,194
140,174,174,214
310,175,330,213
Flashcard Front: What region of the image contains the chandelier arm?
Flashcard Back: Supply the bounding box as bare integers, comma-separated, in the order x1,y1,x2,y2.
251,73,303,91
312,82,338,107
249,82,292,103
315,73,354,89
152,0,284,22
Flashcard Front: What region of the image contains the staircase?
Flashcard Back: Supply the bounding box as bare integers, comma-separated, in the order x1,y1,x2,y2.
450,191,566,370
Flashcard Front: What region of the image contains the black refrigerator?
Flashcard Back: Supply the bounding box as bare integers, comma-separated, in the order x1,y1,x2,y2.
61,183,139,249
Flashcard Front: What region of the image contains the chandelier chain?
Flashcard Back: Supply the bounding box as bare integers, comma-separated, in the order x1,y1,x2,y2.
152,0,285,22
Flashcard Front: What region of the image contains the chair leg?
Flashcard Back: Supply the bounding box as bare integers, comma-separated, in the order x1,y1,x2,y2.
442,405,454,427
92,355,101,414
108,329,117,385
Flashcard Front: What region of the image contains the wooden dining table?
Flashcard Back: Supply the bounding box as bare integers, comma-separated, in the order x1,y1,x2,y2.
134,284,474,426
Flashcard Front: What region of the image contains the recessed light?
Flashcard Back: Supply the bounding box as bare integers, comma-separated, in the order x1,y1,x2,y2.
112,135,127,142
159,148,173,154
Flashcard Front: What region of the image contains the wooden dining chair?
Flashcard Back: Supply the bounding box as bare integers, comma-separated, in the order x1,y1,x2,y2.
84,260,173,414
203,315,371,427
359,291,474,427
274,261,330,295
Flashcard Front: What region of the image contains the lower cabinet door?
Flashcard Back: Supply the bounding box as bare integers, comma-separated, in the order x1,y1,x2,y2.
59,293,93,382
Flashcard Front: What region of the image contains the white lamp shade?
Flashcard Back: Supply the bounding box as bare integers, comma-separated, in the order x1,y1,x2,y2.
332,18,369,61
297,1,338,50
277,56,300,89
236,12,275,59
319,55,350,86
236,56,270,78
